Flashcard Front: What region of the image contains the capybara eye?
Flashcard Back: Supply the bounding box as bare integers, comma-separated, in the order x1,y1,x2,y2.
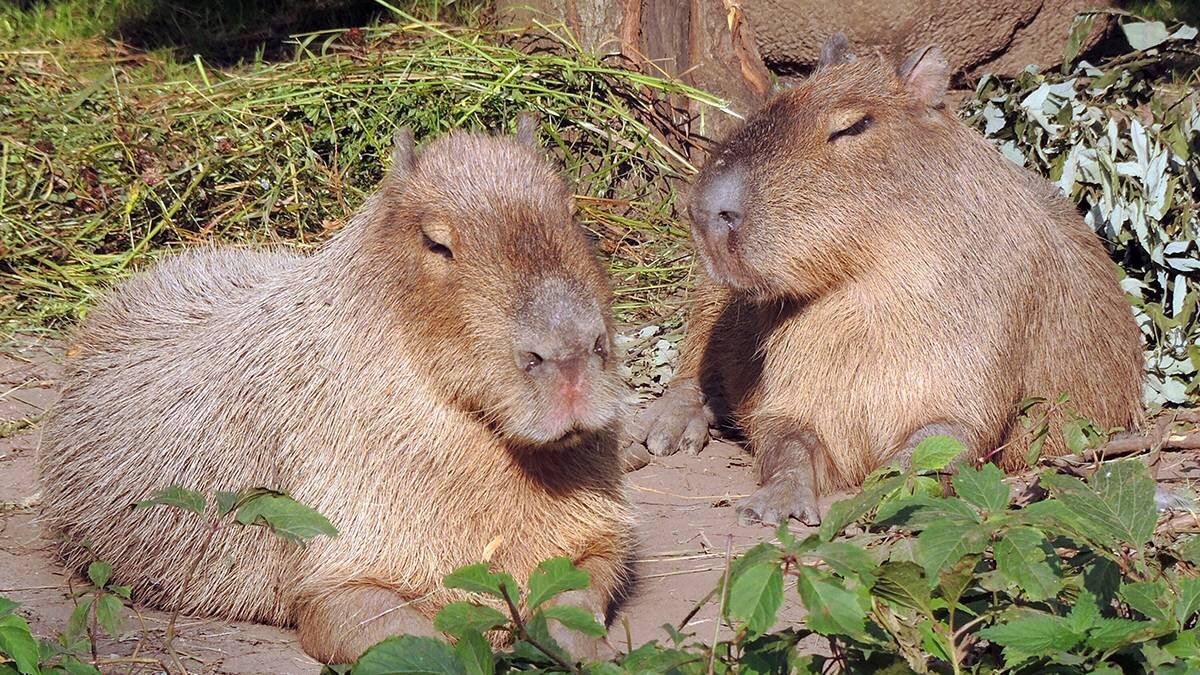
520,351,544,372
828,114,873,142
592,333,607,358
422,232,453,260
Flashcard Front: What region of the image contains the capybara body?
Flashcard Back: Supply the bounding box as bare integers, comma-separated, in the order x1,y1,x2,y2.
634,36,1144,526
37,121,633,663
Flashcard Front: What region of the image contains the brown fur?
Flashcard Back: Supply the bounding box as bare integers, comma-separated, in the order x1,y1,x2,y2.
640,37,1144,524
36,124,634,663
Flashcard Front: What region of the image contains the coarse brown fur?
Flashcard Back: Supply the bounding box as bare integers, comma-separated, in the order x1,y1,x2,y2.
36,121,634,663
635,36,1144,525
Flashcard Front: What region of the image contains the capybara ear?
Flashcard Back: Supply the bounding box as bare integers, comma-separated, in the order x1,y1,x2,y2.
898,45,949,107
389,127,416,183
515,112,539,147
817,32,854,70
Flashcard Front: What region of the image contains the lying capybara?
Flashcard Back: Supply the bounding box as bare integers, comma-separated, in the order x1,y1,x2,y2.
631,34,1144,525
37,116,633,663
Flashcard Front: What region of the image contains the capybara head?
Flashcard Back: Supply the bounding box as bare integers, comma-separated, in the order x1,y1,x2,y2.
688,33,953,299
369,115,623,449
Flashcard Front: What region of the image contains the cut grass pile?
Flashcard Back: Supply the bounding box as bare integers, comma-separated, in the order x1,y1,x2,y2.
0,11,728,337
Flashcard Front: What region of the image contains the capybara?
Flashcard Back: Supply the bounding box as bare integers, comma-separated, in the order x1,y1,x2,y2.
630,34,1144,526
37,116,633,663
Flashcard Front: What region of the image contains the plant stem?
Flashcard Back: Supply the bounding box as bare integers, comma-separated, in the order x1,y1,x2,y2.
498,584,582,674
707,535,733,675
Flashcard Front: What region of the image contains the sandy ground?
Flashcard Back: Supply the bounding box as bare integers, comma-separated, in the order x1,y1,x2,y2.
0,336,821,674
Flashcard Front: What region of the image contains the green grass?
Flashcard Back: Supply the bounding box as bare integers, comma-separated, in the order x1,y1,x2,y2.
0,10,726,336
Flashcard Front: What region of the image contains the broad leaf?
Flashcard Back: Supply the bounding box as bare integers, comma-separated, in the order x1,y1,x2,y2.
872,561,932,615
0,599,15,617
540,605,605,637
1040,461,1156,546
94,594,125,638
525,558,590,610
1086,617,1166,651
134,486,205,515
1123,20,1170,50
917,520,989,581
354,635,466,675
1177,577,1200,625
443,565,519,602
951,464,1010,515
993,526,1061,601
0,614,39,675
796,569,866,637
977,611,1081,657
727,562,783,635
452,630,493,675
820,475,905,541
234,493,337,545
811,542,875,582
1119,579,1172,621
86,562,112,589
432,602,507,638
909,436,968,472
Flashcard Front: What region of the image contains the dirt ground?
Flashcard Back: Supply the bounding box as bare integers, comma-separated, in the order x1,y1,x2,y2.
0,335,826,674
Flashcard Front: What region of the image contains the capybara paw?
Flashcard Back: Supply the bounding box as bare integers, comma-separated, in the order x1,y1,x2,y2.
639,381,709,457
736,484,821,527
621,441,652,472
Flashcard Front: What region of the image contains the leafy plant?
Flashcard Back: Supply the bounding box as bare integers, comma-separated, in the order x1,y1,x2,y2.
963,12,1200,406
355,436,1199,674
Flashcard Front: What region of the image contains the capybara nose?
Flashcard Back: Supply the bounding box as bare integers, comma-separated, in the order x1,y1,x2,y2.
692,167,746,232
515,330,605,375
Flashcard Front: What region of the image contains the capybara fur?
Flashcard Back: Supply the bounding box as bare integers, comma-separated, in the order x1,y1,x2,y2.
632,35,1144,526
37,118,634,663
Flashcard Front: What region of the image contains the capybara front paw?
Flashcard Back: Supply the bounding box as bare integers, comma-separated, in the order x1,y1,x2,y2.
633,379,710,457
736,481,821,527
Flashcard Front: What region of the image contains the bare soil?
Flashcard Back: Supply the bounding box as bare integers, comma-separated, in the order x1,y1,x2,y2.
0,336,825,674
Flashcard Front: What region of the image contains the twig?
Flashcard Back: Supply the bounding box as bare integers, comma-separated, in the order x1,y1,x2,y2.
707,535,733,675
498,584,582,674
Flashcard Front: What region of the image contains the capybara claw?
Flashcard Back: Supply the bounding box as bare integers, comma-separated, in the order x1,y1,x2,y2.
735,485,821,527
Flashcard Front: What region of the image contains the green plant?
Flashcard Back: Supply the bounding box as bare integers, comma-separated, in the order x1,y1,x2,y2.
963,13,1200,406
354,436,1200,674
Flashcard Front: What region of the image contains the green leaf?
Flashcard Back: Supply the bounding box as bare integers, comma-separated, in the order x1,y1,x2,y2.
1177,577,1200,625
918,619,953,663
1119,579,1172,621
86,562,111,589
215,491,240,517
234,493,337,545
977,611,1081,656
452,630,494,675
443,564,519,602
909,436,968,472
876,494,980,530
951,464,1010,516
917,520,989,581
1039,461,1156,546
811,542,875,582
0,614,40,675
872,561,932,615
93,595,124,639
1086,617,1164,651
727,561,783,635
820,475,905,541
993,526,1061,602
796,569,866,637
525,558,590,610
134,486,205,516
353,635,466,675
540,605,605,637
1063,13,1099,66
432,603,507,638
1123,20,1170,50
0,599,18,617
1065,591,1102,636
1177,534,1200,565
65,598,92,641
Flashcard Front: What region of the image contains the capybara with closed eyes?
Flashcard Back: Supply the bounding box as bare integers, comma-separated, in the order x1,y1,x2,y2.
630,34,1144,526
37,116,633,663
